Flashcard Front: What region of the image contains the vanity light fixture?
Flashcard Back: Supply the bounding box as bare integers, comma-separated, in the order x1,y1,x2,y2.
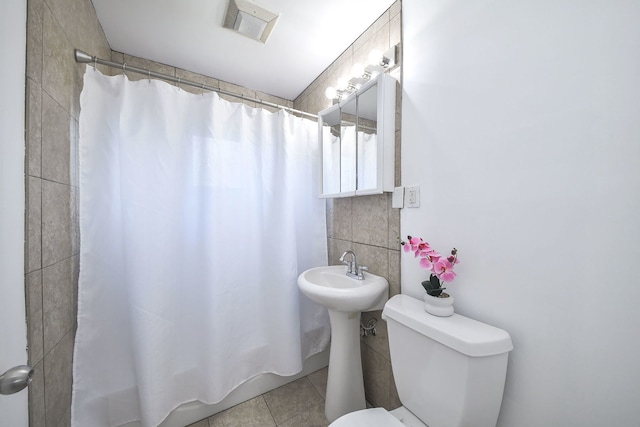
223,0,279,43
325,44,398,101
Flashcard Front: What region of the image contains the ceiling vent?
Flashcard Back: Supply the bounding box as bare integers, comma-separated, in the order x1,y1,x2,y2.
223,0,279,43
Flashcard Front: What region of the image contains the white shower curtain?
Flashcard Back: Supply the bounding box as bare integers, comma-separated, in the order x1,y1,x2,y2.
72,67,330,427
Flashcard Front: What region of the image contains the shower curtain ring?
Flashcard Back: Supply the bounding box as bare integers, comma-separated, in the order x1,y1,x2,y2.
148,69,151,83
122,63,127,76
93,57,97,71
201,83,205,95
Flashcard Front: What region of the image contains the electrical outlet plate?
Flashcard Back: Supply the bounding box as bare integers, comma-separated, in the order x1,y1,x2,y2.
406,186,420,208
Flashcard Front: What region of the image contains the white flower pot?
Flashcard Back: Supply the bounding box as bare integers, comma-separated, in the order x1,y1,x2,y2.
423,292,454,317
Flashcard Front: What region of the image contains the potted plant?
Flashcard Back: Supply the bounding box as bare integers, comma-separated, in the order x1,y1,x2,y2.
401,236,459,316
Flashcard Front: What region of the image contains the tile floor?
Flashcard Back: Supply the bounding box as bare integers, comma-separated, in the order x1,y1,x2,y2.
187,367,330,427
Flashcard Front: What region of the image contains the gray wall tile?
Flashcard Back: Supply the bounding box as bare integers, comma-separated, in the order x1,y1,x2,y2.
388,192,400,248
42,6,75,117
394,129,401,186
44,331,74,427
42,92,71,185
27,270,44,365
45,0,109,60
45,0,83,49
329,198,352,241
390,1,401,19
122,53,176,81
361,344,390,409
352,243,389,279
388,250,400,298
361,309,390,361
353,12,390,54
175,68,219,95
353,24,390,69
69,119,79,188
55,407,71,427
218,80,257,107
71,187,79,256
390,9,401,47
27,176,42,273
42,180,72,267
27,79,42,177
388,367,401,410
71,255,79,324
42,258,74,355
27,0,44,85
327,238,353,266
29,360,46,427
110,51,125,76
352,195,388,247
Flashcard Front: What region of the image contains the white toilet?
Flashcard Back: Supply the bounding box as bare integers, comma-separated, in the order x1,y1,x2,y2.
330,294,513,427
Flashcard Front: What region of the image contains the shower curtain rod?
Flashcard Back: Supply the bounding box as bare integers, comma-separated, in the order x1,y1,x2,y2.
74,49,318,120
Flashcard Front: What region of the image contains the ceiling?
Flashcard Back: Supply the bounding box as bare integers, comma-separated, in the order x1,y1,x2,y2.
92,0,396,100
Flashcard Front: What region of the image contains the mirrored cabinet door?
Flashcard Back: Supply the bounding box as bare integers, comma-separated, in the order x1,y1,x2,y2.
356,83,379,193
319,73,396,198
340,96,357,194
319,105,342,196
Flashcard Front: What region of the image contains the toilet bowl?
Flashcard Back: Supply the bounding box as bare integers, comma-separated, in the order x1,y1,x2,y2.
329,294,513,427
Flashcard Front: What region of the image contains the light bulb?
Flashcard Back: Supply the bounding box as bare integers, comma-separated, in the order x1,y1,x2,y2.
337,77,349,90
368,49,383,66
351,63,365,78
325,86,337,100
365,64,381,78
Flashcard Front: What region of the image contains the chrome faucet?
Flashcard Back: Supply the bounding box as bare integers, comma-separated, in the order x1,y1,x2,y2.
339,251,368,280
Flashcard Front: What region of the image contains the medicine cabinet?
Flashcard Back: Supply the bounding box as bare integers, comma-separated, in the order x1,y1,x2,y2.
318,73,396,198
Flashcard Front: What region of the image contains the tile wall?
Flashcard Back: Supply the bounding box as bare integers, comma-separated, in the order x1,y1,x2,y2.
25,0,111,425
293,1,403,410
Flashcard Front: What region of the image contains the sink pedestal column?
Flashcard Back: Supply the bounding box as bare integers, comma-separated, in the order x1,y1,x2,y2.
324,310,366,423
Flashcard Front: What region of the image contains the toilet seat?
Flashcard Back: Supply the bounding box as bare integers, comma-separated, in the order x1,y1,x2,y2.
329,408,406,427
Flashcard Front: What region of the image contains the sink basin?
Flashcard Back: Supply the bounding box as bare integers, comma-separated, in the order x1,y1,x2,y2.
297,265,389,422
297,265,389,312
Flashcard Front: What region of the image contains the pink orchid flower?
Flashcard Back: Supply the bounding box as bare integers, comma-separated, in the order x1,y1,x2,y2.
418,247,441,270
422,248,441,262
411,238,436,257
403,236,459,283
403,236,422,253
434,258,456,282
419,256,434,270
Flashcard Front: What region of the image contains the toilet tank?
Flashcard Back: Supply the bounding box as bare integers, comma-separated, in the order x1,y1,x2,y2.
382,295,513,427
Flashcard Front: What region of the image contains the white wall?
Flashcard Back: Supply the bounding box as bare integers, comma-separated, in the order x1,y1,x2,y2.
0,0,28,424
401,1,640,425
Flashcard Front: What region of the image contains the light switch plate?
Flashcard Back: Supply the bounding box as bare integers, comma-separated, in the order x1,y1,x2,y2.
392,187,404,208
406,186,420,208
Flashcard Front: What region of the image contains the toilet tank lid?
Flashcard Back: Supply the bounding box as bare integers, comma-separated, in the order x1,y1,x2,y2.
382,294,513,357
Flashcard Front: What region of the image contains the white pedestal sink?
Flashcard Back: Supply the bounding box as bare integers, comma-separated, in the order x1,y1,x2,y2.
297,265,389,423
